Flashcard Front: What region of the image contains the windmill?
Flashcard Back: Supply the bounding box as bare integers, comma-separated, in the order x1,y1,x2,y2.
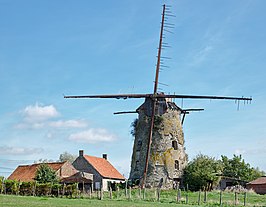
64,5,252,189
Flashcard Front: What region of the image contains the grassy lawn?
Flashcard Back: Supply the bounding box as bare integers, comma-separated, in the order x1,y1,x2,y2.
0,190,265,207
0,194,194,207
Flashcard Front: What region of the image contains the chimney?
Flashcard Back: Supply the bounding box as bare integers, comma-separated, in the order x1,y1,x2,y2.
102,154,107,160
79,150,84,157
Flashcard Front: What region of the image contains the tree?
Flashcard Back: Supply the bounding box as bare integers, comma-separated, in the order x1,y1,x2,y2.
35,163,58,183
183,154,223,191
221,154,265,182
34,158,54,164
58,152,77,163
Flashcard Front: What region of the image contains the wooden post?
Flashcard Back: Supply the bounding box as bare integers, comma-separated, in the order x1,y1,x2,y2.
17,181,21,196
34,181,37,197
204,190,207,203
117,186,119,199
82,181,85,194
125,180,128,198
186,183,189,204
129,186,131,200
139,187,141,199
62,183,65,197
198,190,201,205
244,192,247,206
157,188,161,202
234,192,238,206
89,187,91,199
219,190,222,207
100,188,103,200
143,188,146,200
177,188,181,203
0,177,3,194
109,187,112,199
50,182,53,196
4,179,6,195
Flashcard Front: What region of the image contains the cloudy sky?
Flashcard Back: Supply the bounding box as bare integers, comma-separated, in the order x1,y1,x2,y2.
1,0,266,178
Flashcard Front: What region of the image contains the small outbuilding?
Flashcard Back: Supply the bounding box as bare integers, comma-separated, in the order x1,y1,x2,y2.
246,176,266,195
61,171,93,192
73,150,125,191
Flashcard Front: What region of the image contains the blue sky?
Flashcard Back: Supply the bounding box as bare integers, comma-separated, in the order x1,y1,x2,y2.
0,0,266,178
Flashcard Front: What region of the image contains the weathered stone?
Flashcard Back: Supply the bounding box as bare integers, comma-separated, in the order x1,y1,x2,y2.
129,98,187,189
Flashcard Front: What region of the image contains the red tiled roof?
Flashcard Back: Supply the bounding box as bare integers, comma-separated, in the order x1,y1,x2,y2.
84,155,125,180
248,176,266,185
8,162,66,182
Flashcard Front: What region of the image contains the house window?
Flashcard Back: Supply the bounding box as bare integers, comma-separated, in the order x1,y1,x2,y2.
95,182,101,190
175,160,179,170
172,141,178,150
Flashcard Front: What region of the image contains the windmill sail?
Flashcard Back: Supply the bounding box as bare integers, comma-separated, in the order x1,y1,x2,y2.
64,4,252,189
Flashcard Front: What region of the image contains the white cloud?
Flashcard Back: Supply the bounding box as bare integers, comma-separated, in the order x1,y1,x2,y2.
0,146,43,155
22,103,59,122
16,103,88,130
15,122,45,129
69,128,116,143
49,120,88,128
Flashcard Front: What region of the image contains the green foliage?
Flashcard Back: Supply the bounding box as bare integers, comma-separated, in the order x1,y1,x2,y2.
58,152,77,163
11,180,20,195
184,153,265,192
221,154,265,182
154,115,163,130
19,181,36,196
183,154,223,191
36,183,52,196
3,180,21,195
130,118,138,137
0,177,4,193
34,163,59,184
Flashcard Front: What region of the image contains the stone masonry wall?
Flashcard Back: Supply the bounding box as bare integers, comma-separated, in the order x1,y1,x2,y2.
129,100,187,189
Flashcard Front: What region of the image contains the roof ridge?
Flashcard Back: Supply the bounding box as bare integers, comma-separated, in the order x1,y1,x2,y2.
17,161,67,167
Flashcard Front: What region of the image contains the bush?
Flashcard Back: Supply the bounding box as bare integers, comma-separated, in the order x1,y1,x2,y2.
183,154,223,191
19,181,35,196
36,183,52,196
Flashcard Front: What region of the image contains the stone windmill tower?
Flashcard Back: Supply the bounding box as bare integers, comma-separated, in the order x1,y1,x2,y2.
65,5,251,189
129,97,188,188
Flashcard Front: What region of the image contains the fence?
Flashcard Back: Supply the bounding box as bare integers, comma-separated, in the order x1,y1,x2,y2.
1,178,265,206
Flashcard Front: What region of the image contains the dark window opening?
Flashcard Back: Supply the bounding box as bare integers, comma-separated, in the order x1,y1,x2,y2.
172,140,178,150
136,140,142,151
175,160,179,170
135,161,139,171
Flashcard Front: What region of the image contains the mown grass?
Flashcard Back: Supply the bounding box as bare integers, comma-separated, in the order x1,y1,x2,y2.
0,194,193,207
0,189,265,207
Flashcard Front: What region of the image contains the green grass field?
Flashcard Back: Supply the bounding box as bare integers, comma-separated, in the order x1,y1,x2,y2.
0,190,265,207
0,194,193,207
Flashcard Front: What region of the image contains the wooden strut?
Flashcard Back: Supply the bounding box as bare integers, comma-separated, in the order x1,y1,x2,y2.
141,4,166,189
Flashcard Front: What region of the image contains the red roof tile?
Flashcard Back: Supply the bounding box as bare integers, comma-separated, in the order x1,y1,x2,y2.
8,162,67,182
248,176,266,185
84,155,125,180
